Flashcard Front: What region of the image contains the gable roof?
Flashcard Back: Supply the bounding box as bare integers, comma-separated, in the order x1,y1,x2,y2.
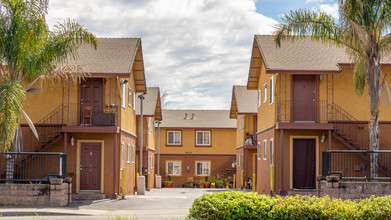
229,85,258,118
160,110,236,128
66,38,146,92
136,87,162,120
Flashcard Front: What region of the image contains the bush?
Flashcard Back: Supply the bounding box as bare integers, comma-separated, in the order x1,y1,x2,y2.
187,191,391,220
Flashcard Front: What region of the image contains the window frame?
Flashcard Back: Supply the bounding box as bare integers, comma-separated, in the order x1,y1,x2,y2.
133,92,136,110
195,131,211,146
128,86,132,107
122,84,126,108
166,160,181,176
258,89,261,107
195,161,211,176
269,76,274,104
263,139,267,160
166,130,182,145
263,83,267,103
127,144,131,163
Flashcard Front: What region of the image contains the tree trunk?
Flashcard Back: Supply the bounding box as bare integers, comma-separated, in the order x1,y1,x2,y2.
6,124,23,183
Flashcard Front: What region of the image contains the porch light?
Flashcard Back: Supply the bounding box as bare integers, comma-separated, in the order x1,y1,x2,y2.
120,79,128,85
321,134,326,143
70,136,75,146
319,74,323,82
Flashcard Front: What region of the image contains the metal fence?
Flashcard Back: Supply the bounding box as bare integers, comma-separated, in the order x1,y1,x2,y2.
0,152,67,183
322,150,391,181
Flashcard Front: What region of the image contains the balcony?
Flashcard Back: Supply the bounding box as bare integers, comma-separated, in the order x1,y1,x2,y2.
277,100,329,123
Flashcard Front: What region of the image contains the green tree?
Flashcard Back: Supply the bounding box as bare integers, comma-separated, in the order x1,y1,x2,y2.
274,0,391,178
0,0,97,152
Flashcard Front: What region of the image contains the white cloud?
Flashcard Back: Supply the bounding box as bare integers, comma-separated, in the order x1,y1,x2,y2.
306,0,327,3
315,3,339,19
47,0,277,110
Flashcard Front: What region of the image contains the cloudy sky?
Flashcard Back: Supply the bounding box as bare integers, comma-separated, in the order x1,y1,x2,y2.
47,0,338,110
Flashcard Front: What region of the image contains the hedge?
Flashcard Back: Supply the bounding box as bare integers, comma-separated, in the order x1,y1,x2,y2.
187,191,391,219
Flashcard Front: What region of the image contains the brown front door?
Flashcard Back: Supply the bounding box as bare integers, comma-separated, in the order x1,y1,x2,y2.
293,139,316,189
80,142,101,191
80,78,103,123
293,75,316,122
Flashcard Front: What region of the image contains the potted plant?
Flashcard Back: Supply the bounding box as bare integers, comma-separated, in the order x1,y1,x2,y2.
166,176,173,188
204,177,210,188
199,179,205,188
186,177,195,188
210,176,217,188
216,179,224,188
224,179,230,188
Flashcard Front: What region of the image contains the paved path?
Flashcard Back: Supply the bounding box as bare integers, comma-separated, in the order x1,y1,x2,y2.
1,188,238,219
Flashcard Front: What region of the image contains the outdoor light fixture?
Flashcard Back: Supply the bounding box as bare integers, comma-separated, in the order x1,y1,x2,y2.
120,79,128,85
319,74,323,82
187,166,190,172
70,136,75,146
321,133,326,143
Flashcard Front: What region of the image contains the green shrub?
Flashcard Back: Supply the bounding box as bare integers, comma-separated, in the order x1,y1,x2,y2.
187,191,391,220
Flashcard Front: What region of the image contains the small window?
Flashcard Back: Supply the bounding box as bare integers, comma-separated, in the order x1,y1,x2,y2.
167,131,181,145
121,143,125,169
196,131,211,146
258,89,261,107
263,83,267,103
263,140,267,160
127,144,131,163
133,92,136,110
257,142,261,160
128,87,132,107
132,145,135,163
270,76,274,104
270,139,274,165
122,84,126,108
167,161,181,176
196,161,210,176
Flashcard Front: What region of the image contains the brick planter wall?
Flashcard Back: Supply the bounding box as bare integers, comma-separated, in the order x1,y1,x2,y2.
318,177,391,199
0,178,72,207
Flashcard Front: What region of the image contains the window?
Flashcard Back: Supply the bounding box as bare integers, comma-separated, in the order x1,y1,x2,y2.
257,142,261,160
167,131,181,145
132,145,135,163
121,143,124,169
263,83,267,103
127,144,131,163
258,89,261,107
269,76,274,104
196,131,211,146
270,139,274,166
196,161,210,176
128,87,132,107
166,161,181,176
263,140,267,160
122,84,126,108
133,92,136,110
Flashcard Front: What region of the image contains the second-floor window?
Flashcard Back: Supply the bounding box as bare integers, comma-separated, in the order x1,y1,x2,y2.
196,131,211,146
133,92,136,110
122,84,126,108
128,87,132,107
263,83,267,103
167,131,181,145
270,76,274,104
258,89,261,107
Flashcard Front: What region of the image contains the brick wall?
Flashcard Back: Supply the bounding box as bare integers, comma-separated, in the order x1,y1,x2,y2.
0,178,72,207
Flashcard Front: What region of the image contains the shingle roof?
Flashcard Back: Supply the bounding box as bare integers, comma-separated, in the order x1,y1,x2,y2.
255,35,350,72
136,87,162,120
160,110,237,128
66,38,141,74
230,85,257,118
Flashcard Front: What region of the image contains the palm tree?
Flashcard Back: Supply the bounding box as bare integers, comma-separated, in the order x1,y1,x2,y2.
274,0,391,179
0,0,97,152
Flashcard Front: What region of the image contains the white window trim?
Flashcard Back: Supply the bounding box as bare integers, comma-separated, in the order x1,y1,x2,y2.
166,161,181,176
167,131,181,145
128,86,132,107
270,139,274,166
257,142,261,160
269,76,274,104
132,145,135,163
122,84,126,108
120,142,125,169
258,89,261,107
127,144,131,163
196,161,211,176
133,92,136,110
263,139,267,160
196,131,211,146
263,83,267,103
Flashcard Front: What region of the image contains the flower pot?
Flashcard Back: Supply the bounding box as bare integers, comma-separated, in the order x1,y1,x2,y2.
167,182,173,188
204,183,210,188
225,182,229,188
210,183,215,188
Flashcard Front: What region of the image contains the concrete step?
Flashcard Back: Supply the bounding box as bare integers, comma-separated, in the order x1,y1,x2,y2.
287,189,317,196
72,192,106,200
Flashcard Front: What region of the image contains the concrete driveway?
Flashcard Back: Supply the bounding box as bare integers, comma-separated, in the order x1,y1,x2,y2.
0,188,237,219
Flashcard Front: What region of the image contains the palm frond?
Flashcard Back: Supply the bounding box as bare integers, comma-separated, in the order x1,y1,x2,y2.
353,57,366,96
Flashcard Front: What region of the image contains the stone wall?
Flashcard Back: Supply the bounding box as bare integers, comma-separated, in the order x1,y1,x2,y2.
318,176,391,199
0,178,72,207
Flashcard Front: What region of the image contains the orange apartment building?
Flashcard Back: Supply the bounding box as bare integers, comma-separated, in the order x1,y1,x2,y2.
247,35,391,195
229,85,258,189
156,110,237,187
135,87,162,190
21,38,147,198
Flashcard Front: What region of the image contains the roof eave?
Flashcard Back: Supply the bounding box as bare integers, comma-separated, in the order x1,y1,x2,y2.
132,39,147,93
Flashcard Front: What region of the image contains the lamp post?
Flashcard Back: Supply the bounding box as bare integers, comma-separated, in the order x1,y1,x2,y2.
137,92,146,195
155,120,162,189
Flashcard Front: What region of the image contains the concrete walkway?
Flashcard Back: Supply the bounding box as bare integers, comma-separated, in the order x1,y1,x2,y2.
0,188,240,219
